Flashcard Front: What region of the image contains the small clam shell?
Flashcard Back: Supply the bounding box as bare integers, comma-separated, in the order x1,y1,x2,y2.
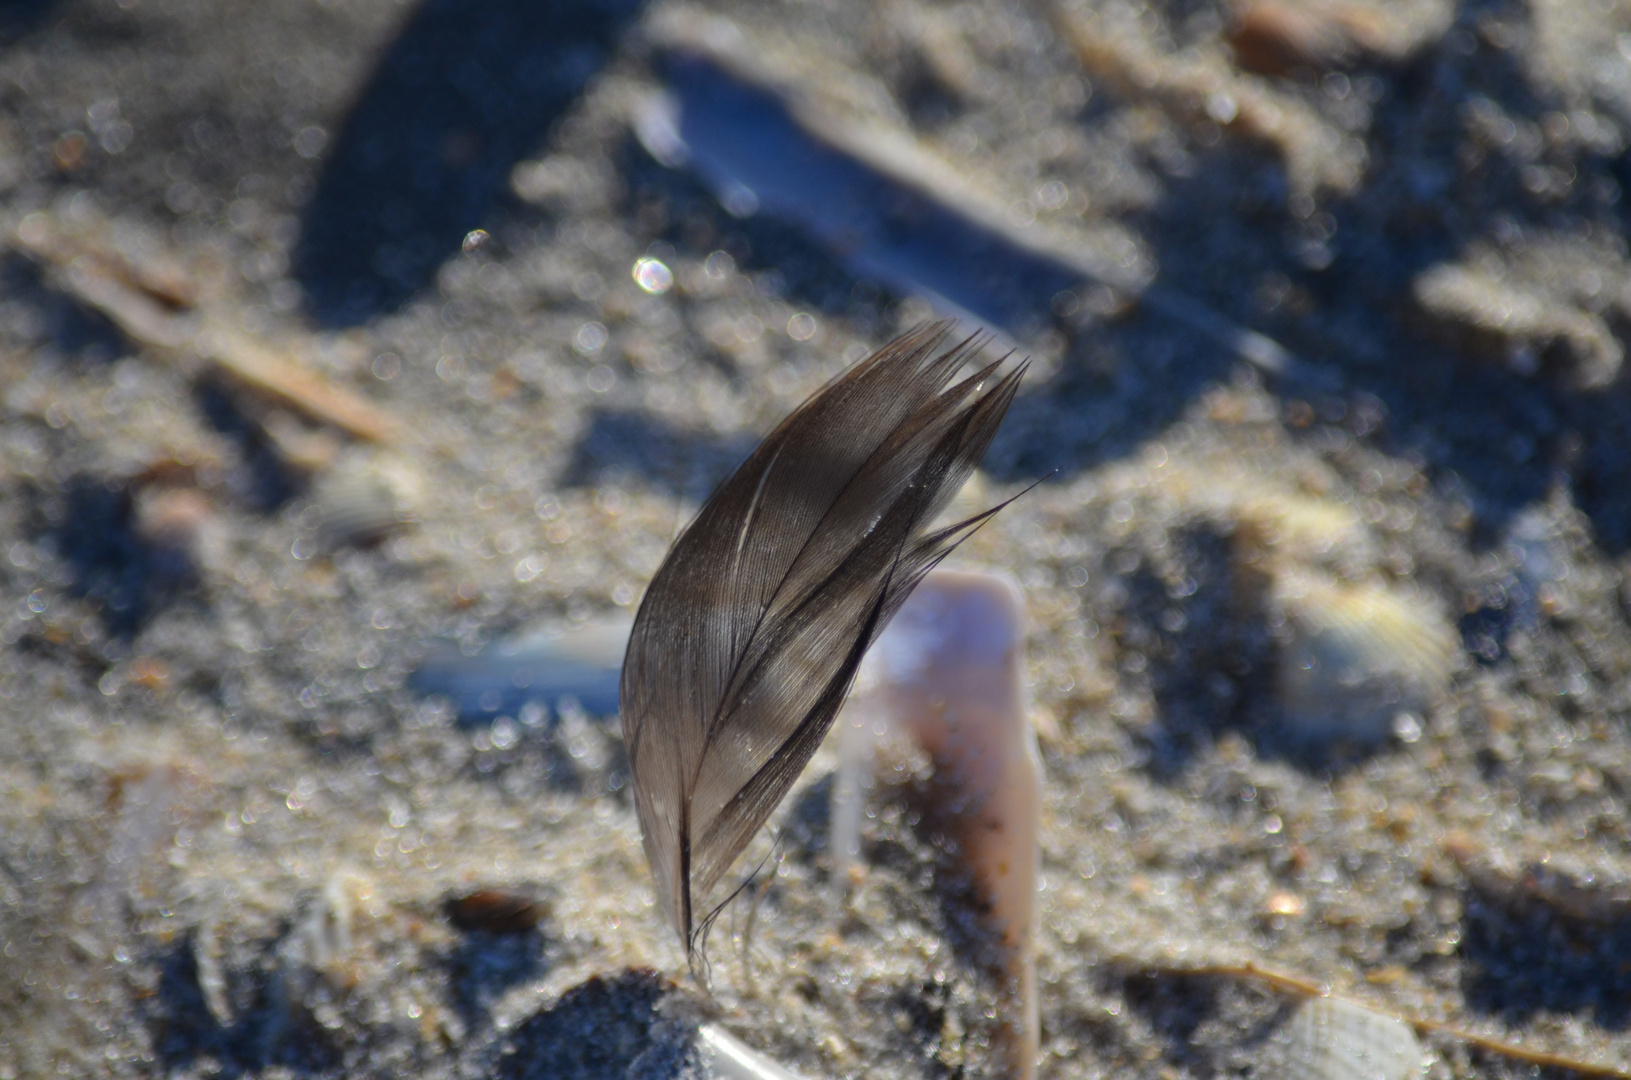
1275,571,1455,744
1277,997,1423,1080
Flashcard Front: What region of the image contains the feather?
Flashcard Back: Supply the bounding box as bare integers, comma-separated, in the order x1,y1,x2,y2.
620,320,1027,964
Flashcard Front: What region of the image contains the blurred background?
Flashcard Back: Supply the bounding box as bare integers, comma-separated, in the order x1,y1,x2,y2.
2,0,1631,1076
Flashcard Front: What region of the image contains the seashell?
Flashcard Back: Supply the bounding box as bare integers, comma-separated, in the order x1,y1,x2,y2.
193,908,234,1028
1274,570,1455,745
696,1023,811,1080
446,887,550,934
303,458,418,554
314,475,399,549
834,568,1040,1080
1234,491,1366,565
1276,996,1424,1080
410,612,631,722
635,12,1295,372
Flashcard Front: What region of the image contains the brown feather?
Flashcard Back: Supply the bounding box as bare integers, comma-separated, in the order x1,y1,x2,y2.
619,321,1026,965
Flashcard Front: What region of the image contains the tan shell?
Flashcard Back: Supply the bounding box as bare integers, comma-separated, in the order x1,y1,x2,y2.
1274,570,1455,744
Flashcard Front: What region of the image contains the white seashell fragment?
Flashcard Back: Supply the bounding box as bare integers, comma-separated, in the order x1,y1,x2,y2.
411,612,631,721
835,568,1041,1079
696,1023,810,1080
1278,997,1424,1080
267,872,364,1045
193,907,234,1027
1274,570,1455,745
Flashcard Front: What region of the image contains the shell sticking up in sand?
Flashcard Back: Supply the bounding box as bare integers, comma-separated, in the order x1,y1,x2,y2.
836,568,1041,1080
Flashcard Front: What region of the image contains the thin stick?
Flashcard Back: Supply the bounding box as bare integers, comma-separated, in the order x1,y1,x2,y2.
198,324,399,444
1141,961,1631,1080
1148,961,1327,998
1409,1017,1631,1080
11,216,399,444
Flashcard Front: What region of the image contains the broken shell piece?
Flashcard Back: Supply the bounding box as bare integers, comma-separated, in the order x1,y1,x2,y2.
1233,491,1366,565
410,612,631,721
696,1023,810,1080
1274,571,1455,745
312,474,400,551
1413,262,1622,389
836,568,1040,1080
302,454,420,553
268,872,367,1045
1277,997,1424,1080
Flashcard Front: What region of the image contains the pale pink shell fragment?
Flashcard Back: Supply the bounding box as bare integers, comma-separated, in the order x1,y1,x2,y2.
838,568,1041,1079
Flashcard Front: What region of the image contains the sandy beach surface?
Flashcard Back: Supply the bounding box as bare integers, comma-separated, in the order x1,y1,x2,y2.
3,0,1631,1077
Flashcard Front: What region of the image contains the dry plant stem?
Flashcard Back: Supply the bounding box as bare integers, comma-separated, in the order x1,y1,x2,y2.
196,323,399,444
1145,962,1631,1080
10,217,399,444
